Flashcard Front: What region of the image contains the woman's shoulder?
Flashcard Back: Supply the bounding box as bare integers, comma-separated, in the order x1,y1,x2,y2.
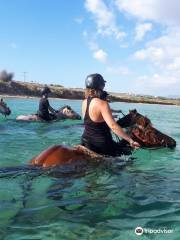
83,98,108,106
91,98,109,110
93,98,108,104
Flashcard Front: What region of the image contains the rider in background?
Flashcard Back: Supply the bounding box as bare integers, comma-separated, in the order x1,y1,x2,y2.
38,86,57,121
81,73,140,156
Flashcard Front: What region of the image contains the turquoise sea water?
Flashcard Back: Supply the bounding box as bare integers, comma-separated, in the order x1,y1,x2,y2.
0,98,180,240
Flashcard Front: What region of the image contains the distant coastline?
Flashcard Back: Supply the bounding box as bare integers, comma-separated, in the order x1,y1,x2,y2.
0,80,180,106
0,94,78,101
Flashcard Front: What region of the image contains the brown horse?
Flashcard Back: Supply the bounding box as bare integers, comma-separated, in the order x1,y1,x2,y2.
117,109,176,148
0,98,11,116
30,109,176,169
30,145,103,168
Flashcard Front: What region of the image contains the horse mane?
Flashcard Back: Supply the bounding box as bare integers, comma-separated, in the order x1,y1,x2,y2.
129,109,152,128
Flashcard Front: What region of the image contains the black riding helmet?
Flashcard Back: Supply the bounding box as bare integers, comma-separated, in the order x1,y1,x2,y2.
41,86,51,96
85,73,106,90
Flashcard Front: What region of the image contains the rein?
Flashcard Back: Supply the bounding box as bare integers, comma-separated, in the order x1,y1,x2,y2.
113,110,151,145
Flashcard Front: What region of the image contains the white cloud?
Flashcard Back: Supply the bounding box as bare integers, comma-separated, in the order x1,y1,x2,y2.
115,0,180,26
134,46,164,63
88,40,99,51
133,29,180,93
134,29,180,68
85,0,126,39
84,0,180,94
114,0,180,92
120,43,129,48
93,49,107,63
135,22,152,41
139,73,178,88
106,66,129,75
167,57,180,72
82,30,88,37
132,72,179,95
74,17,84,24
84,31,109,64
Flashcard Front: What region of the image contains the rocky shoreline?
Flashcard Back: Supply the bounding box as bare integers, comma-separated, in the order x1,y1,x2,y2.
0,80,180,105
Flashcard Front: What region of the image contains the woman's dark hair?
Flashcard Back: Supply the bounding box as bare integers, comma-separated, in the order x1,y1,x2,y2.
99,91,109,100
84,88,102,99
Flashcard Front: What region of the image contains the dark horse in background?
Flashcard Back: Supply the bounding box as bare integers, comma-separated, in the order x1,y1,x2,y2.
16,105,81,121
30,109,176,168
117,109,176,149
0,98,11,116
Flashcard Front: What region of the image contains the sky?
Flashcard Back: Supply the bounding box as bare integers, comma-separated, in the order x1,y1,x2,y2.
0,0,180,96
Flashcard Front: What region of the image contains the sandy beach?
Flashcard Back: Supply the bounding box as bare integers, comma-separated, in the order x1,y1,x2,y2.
0,94,81,101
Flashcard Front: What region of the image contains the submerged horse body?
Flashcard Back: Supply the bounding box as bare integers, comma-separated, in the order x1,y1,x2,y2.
117,109,176,148
30,144,103,168
16,105,81,121
30,143,132,169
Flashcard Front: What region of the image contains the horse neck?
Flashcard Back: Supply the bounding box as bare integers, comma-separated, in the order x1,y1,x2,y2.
117,114,134,128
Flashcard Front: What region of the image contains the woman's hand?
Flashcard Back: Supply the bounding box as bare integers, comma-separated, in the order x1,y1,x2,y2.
100,101,140,146
129,139,140,149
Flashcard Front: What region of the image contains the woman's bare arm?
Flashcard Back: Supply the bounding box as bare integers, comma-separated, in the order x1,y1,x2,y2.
82,100,86,119
100,101,140,148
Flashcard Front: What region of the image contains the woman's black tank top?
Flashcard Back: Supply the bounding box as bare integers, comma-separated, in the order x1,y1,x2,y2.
82,97,113,144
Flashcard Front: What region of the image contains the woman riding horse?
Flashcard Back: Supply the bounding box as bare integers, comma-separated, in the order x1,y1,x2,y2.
81,73,140,156
37,86,58,121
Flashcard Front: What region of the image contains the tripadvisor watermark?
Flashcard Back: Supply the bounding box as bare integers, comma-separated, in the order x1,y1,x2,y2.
135,226,174,236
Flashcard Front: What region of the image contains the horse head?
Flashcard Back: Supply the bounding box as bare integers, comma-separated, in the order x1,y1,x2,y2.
117,109,151,128
117,109,176,148
0,99,11,116
58,105,81,120
127,110,176,148
131,125,176,149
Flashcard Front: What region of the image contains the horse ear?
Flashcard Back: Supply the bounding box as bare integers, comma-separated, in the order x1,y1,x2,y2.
130,109,137,114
